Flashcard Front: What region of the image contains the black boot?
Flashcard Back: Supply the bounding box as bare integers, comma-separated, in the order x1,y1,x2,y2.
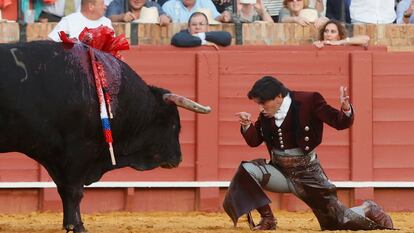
363,200,394,229
252,204,276,230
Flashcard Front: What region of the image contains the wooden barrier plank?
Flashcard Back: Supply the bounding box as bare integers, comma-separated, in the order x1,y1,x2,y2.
219,51,349,75
374,99,414,121
26,23,56,41
374,168,414,181
374,145,414,169
350,51,374,204
373,52,414,75
373,122,414,145
130,188,195,211
0,22,19,43
195,52,220,211
0,190,39,213
122,50,196,75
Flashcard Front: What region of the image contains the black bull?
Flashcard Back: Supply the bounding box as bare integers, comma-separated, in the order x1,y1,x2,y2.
0,41,210,232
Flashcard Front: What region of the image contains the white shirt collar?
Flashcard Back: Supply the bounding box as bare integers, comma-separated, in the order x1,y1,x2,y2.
275,93,291,117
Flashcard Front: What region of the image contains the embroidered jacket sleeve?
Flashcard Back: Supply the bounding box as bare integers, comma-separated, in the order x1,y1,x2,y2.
312,92,354,130
240,117,265,147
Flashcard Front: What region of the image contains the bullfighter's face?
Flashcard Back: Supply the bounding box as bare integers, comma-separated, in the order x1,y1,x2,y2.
254,94,284,118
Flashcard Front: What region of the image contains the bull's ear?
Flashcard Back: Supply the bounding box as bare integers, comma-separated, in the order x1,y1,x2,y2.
163,93,211,114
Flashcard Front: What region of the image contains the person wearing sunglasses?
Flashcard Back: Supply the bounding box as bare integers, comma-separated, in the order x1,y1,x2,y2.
313,19,370,48
171,11,232,48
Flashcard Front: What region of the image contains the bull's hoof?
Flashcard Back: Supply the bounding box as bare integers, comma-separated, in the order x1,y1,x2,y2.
64,223,87,233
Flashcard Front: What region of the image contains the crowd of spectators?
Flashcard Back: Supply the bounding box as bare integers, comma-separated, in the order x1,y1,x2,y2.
29,0,414,27
5,0,411,47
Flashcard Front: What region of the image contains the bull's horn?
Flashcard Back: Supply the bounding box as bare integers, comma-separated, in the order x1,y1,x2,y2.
163,93,211,114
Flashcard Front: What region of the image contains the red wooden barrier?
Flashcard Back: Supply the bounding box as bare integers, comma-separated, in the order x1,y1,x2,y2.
1,45,414,213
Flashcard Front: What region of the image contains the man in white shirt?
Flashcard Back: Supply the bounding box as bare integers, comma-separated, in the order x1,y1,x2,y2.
350,0,396,24
396,0,414,24
49,0,113,41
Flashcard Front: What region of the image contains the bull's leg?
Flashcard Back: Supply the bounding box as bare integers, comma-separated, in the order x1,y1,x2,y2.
57,185,87,233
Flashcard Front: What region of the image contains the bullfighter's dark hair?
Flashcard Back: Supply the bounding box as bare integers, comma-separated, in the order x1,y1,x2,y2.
248,76,289,103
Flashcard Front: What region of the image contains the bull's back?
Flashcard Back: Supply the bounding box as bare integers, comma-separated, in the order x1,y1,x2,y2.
0,41,100,154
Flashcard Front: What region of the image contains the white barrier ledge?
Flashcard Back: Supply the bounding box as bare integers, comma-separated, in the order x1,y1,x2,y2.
0,181,414,188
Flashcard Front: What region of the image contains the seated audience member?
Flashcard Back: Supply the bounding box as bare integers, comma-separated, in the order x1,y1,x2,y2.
48,0,113,41
262,0,283,22
278,0,328,28
325,0,351,23
313,19,370,48
39,0,81,22
396,0,414,24
212,0,232,13
106,0,170,25
236,0,273,23
171,11,232,47
349,0,396,24
162,0,231,23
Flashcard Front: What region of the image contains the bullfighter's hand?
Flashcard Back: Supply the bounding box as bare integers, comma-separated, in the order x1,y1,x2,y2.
235,112,252,126
340,86,351,111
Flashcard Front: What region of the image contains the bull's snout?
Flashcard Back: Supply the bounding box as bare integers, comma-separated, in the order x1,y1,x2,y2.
160,153,182,169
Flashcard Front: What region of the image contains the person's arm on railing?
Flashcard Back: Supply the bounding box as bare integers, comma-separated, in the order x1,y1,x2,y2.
255,0,273,22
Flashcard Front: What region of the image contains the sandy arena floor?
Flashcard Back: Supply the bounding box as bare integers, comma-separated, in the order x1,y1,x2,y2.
0,211,413,233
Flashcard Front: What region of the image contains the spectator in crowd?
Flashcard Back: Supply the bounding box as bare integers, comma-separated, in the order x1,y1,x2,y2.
278,0,328,28
162,0,231,23
212,0,232,13
313,19,370,48
236,0,274,23
106,0,170,25
48,0,112,41
262,0,283,22
396,0,414,24
39,0,81,22
171,11,231,47
349,0,396,24
325,0,351,24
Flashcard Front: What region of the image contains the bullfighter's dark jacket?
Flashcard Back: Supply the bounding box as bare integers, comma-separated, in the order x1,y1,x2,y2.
242,91,354,155
223,91,391,230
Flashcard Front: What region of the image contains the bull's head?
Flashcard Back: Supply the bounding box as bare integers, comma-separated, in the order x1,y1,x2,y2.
128,87,211,171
